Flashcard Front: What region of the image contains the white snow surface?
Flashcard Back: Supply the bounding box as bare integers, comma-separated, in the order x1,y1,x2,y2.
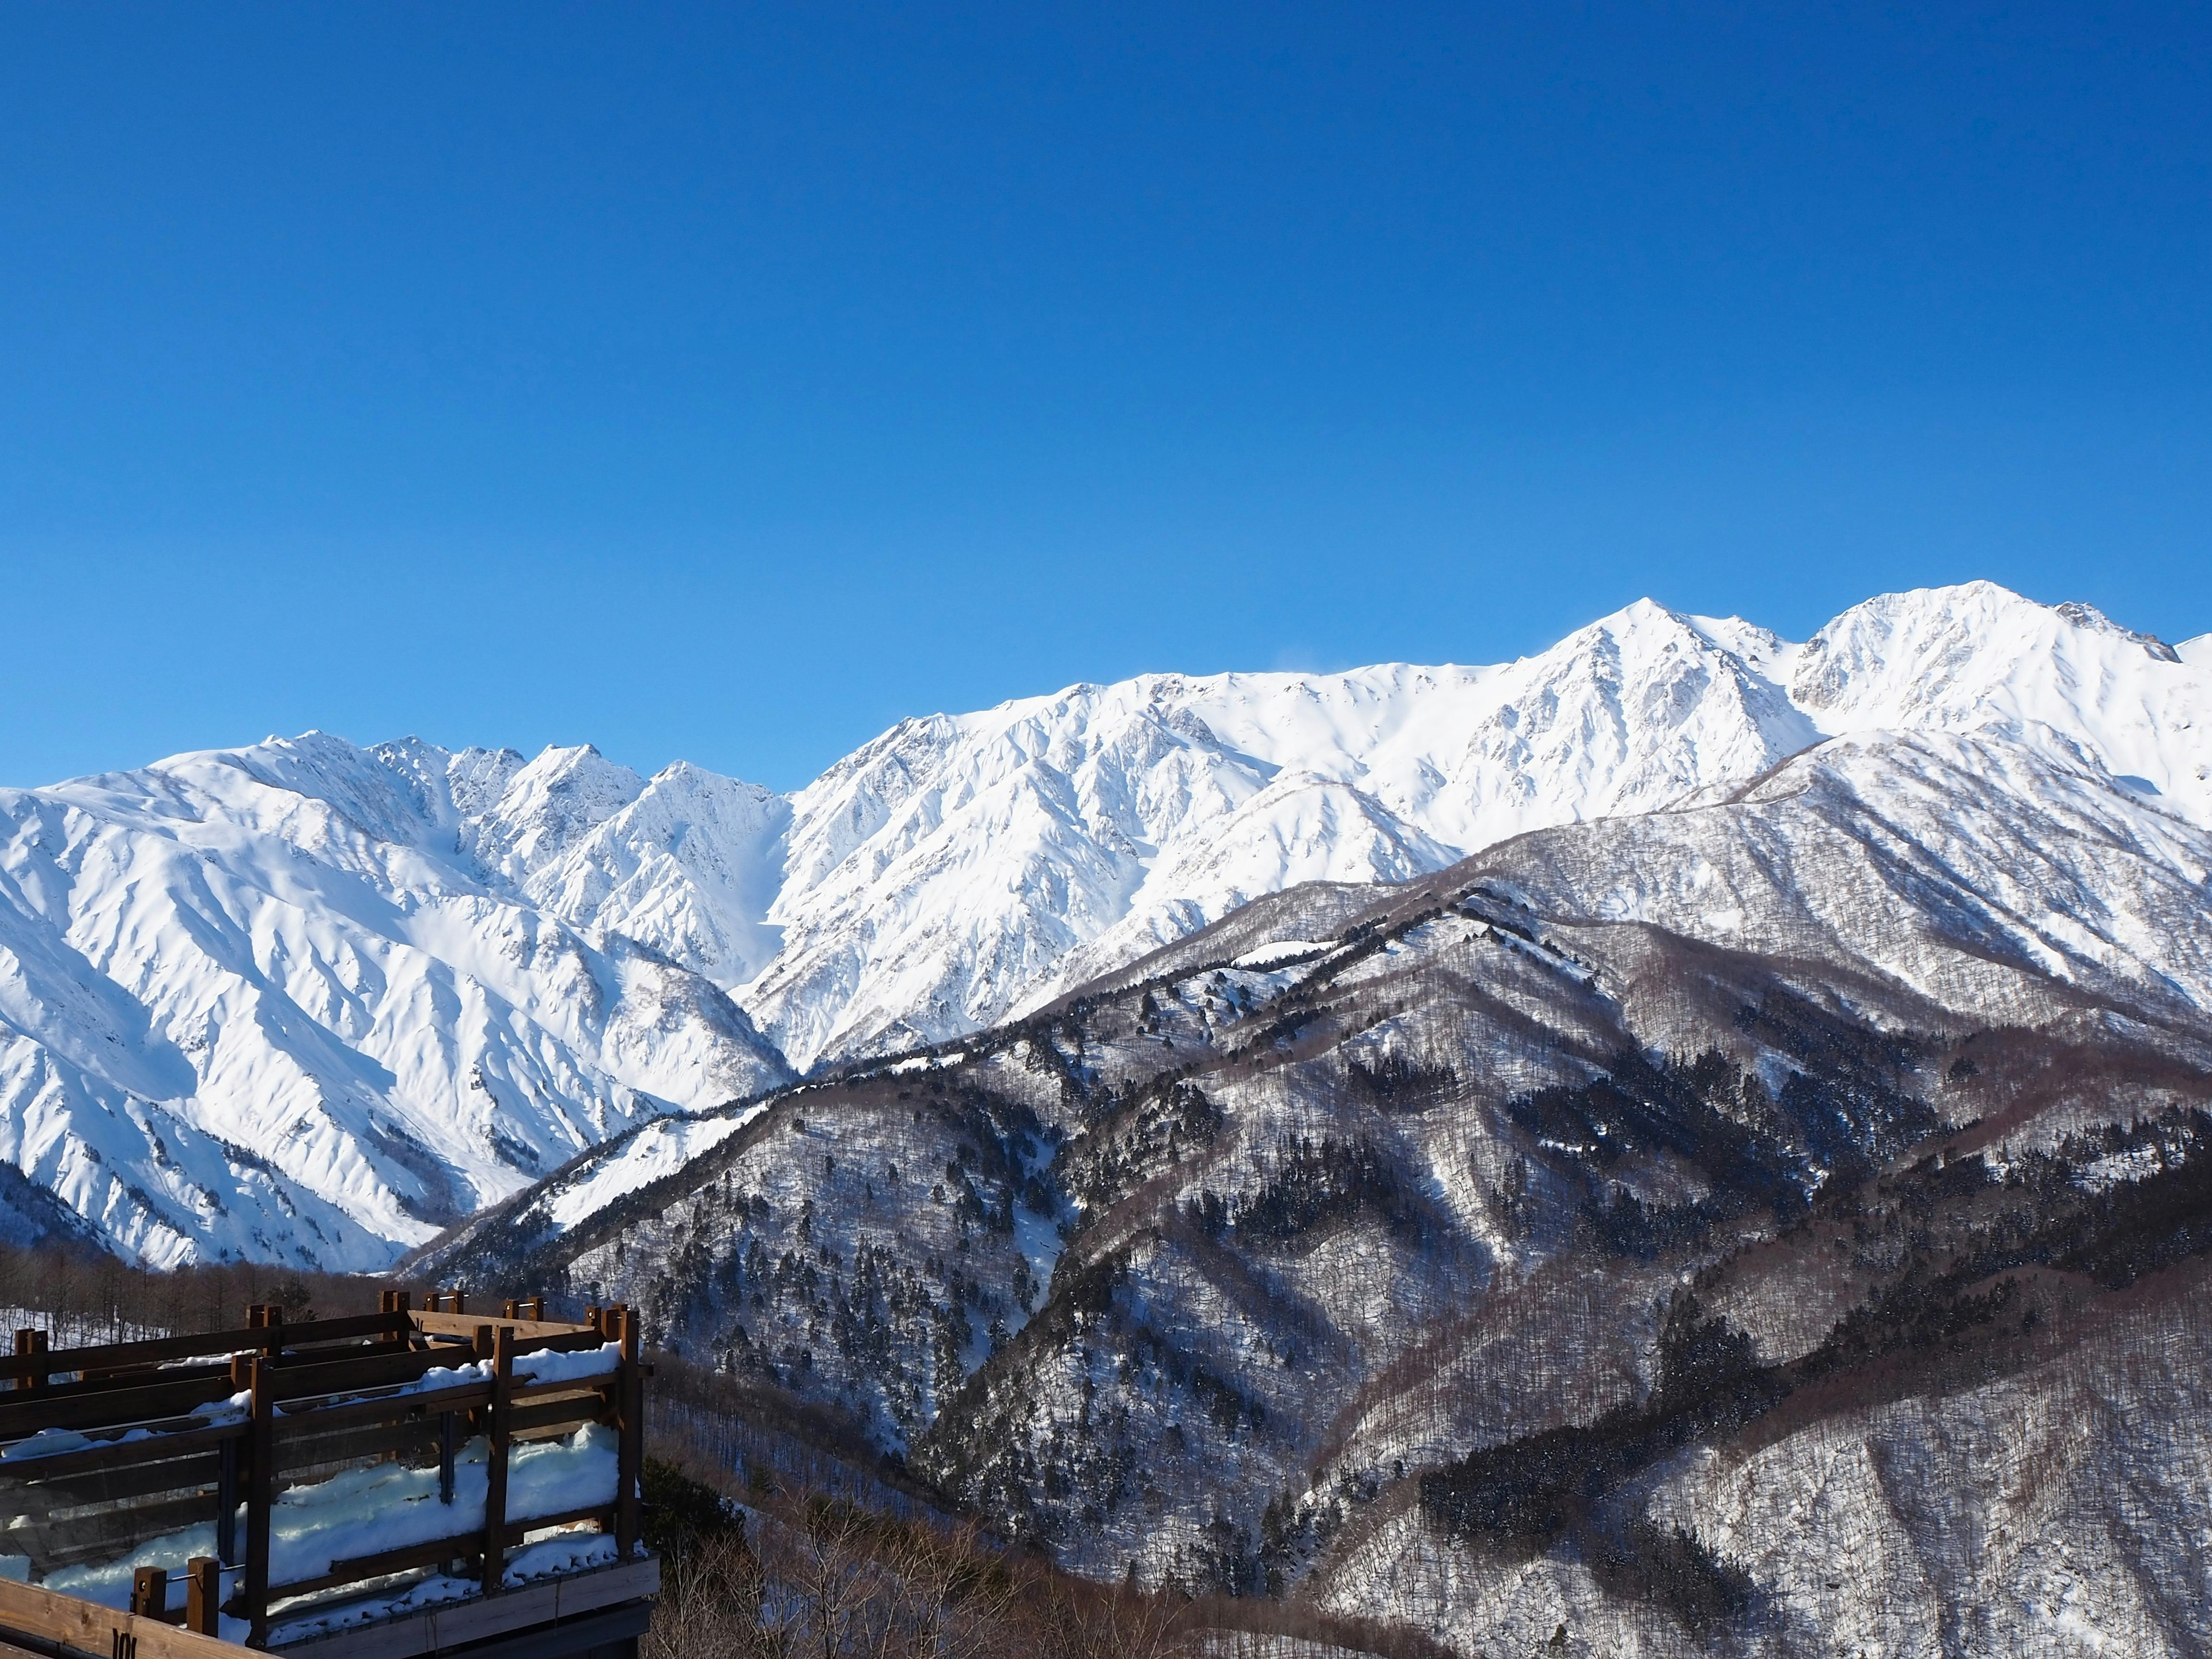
0,736,791,1268
5,580,2210,1264
22,1420,619,1617
543,1109,764,1230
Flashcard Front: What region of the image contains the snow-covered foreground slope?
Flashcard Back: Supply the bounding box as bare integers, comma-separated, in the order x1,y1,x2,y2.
4,579,2208,1266
0,736,790,1267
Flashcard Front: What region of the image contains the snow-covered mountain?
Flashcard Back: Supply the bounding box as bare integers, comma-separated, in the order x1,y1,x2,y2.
733,581,2212,1065
3,579,2207,1266
426,717,2212,1650
0,737,791,1268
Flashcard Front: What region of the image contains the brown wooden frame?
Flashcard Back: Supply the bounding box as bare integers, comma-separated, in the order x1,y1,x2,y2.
0,1295,644,1656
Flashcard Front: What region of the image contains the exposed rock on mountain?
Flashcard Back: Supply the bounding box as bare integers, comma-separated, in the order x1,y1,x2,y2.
5,581,2208,1271
426,721,2212,1652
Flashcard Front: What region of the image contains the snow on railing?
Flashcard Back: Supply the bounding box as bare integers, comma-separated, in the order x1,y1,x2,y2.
0,1293,650,1652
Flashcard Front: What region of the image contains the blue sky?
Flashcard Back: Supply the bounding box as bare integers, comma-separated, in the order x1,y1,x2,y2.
3,2,2208,790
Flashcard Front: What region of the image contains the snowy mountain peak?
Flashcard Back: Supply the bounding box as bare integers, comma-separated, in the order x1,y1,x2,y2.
4,579,2207,1264
465,744,645,878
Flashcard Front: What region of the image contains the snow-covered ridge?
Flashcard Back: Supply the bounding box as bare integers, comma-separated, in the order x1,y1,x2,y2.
0,736,791,1270
2,580,2206,1265
743,581,2211,1063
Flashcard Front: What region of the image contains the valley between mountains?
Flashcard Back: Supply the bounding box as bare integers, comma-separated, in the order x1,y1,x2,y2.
7,580,2212,1650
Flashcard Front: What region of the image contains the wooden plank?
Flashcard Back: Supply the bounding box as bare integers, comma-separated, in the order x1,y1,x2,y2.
0,1312,410,1384
507,1503,613,1537
0,1575,247,1659
260,1555,658,1659
505,1393,607,1438
0,1373,239,1440
0,1449,219,1508
0,1418,246,1482
274,1418,440,1475
276,1381,490,1435
506,1370,612,1405
406,1311,591,1343
264,1346,468,1405
269,1529,482,1599
267,1503,618,1604
17,1361,234,1405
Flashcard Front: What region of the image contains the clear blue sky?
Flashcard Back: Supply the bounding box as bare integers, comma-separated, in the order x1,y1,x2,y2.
4,3,2208,790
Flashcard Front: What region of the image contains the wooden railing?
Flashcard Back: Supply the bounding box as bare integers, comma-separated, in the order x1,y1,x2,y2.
0,1293,650,1654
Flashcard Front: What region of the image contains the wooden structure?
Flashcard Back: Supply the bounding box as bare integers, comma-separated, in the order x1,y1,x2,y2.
0,1294,656,1659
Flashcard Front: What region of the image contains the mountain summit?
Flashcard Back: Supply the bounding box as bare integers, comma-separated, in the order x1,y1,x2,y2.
1,582,2205,1265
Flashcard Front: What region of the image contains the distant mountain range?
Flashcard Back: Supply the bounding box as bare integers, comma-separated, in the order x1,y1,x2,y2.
2,581,2207,1268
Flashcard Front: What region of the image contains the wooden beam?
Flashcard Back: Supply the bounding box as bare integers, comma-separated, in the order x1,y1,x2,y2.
0,1418,245,1484
275,1381,492,1436
0,1449,220,1508
480,1326,513,1595
0,1373,242,1441
613,1307,641,1559
10,1330,46,1394
0,1312,410,1386
406,1310,592,1343
255,1555,658,1659
246,1355,274,1647
270,1510,625,1601
0,1577,245,1659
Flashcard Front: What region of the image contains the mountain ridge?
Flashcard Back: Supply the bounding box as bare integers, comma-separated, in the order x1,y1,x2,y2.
3,580,2207,1267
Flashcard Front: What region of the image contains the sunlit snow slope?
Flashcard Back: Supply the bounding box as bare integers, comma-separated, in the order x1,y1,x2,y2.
0,736,790,1267
737,582,2211,1064
3,580,2206,1263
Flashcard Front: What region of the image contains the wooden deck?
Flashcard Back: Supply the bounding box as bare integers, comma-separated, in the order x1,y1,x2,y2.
0,1295,656,1658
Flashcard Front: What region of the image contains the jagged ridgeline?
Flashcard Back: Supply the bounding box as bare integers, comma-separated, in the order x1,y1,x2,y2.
423,747,2212,1656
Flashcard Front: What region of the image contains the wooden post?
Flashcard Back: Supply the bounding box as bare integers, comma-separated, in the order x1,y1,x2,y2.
585,1305,601,1335
245,1356,274,1647
480,1325,514,1595
438,1409,456,1506
526,1296,545,1321
220,1354,250,1567
449,1290,465,1317
185,1558,220,1636
130,1566,166,1621
13,1336,48,1397
613,1307,642,1559
469,1325,494,1438
502,1299,518,1320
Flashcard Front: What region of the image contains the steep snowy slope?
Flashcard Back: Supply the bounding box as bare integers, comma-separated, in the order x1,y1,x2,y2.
432,719,2212,1650
0,734,790,1267
732,583,2208,1065
6,580,2205,1267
